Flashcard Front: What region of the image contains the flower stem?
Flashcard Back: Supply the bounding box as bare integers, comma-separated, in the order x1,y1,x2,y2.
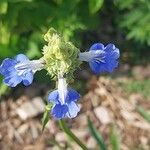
59,120,88,150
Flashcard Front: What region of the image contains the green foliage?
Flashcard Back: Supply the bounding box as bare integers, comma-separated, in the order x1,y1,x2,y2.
115,0,150,46
0,0,103,59
110,125,120,150
1,0,149,88
137,106,150,123
0,1,8,14
87,117,108,150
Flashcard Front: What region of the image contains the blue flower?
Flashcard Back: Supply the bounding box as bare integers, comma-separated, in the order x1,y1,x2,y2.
79,43,120,74
0,54,44,87
48,77,80,119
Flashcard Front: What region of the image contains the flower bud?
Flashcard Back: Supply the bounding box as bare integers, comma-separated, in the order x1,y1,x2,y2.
42,28,81,80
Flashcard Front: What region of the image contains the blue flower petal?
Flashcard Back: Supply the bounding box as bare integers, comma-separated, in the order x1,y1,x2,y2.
0,58,17,75
51,104,68,119
3,74,22,87
0,58,22,87
89,58,118,74
90,43,104,51
89,61,106,74
66,102,80,118
22,71,33,86
66,88,80,103
104,44,120,59
15,54,29,63
48,90,59,104
89,43,120,74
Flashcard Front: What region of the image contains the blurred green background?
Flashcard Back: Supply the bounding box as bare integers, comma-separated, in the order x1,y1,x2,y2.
0,0,150,86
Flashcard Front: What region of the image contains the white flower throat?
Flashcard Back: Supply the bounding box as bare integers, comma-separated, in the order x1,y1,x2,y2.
79,50,106,63
15,59,45,76
58,77,68,105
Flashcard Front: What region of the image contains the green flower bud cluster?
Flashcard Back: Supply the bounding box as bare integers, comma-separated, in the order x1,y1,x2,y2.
42,28,81,80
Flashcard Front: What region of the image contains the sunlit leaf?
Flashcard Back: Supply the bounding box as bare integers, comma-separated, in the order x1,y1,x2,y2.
0,1,8,14
116,0,150,45
88,0,104,14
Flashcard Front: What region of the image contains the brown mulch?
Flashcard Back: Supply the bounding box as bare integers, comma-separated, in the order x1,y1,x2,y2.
0,76,150,150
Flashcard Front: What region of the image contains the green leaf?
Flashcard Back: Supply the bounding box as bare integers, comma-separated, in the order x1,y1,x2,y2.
137,106,150,123
0,1,8,14
42,103,52,132
87,117,107,150
88,0,104,14
110,125,120,150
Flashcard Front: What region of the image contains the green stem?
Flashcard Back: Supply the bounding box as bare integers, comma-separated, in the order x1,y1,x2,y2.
59,120,88,150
